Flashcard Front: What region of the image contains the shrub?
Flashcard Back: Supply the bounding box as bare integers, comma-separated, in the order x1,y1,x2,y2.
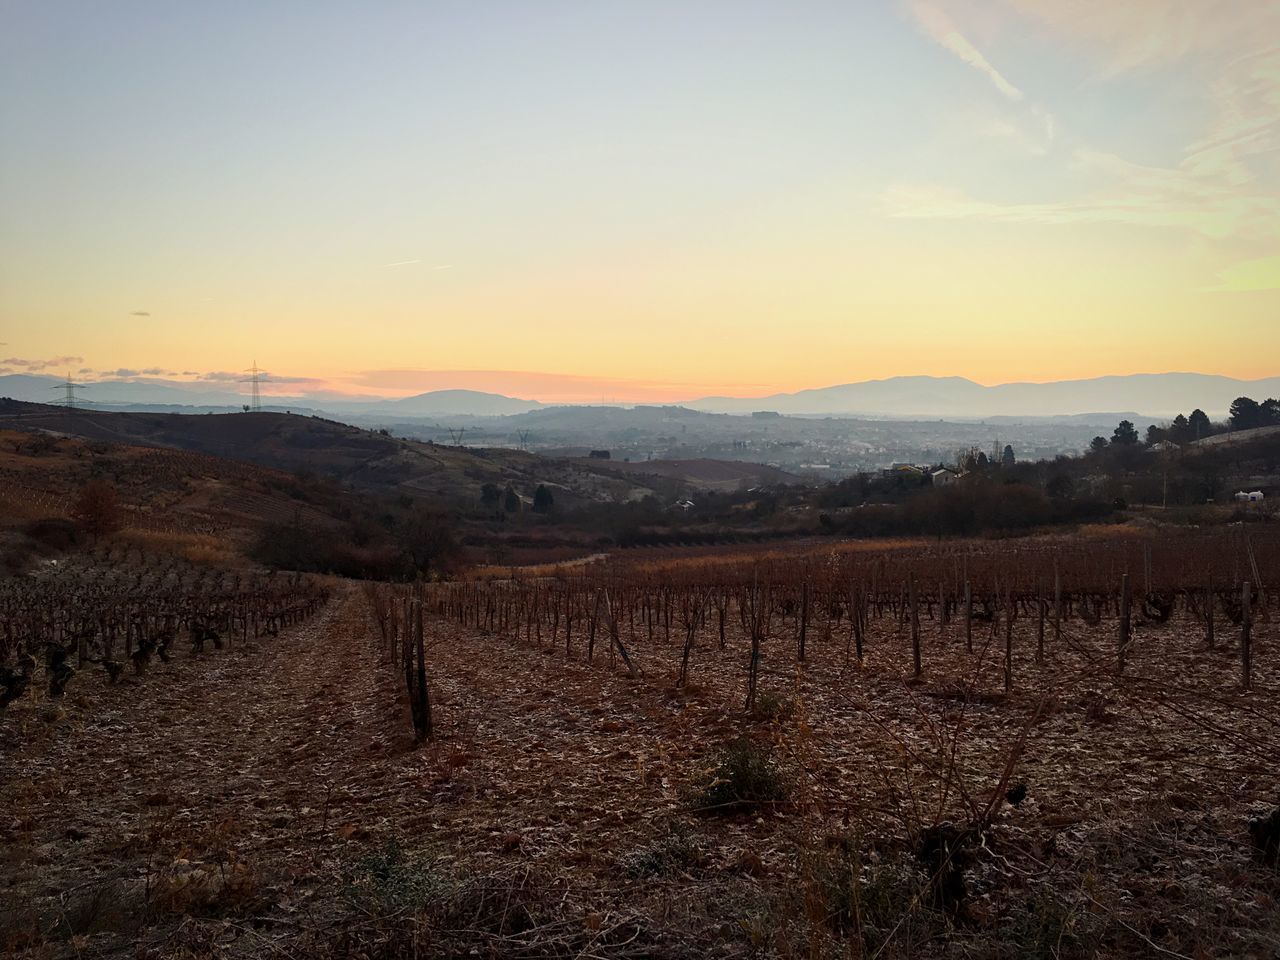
751,691,795,723
23,517,82,551
71,480,123,538
1003,886,1103,960
345,841,453,916
694,738,788,812
813,854,943,953
620,823,704,878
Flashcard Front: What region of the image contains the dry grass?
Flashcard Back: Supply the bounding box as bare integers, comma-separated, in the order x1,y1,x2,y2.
113,528,242,566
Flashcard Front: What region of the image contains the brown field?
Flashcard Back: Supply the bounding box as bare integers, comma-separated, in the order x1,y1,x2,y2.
3,527,1278,958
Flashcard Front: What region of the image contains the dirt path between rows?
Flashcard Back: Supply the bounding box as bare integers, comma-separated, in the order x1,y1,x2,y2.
0,583,424,954
1,583,721,958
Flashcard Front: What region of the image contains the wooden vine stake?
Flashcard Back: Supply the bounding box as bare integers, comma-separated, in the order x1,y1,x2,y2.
910,576,922,679
1117,574,1131,676
1036,595,1046,665
1003,591,1014,694
1241,580,1252,691
411,593,433,743
963,580,973,653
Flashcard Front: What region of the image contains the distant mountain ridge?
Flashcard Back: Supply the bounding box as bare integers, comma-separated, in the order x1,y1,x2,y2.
688,373,1280,419
3,371,1277,420
0,374,539,417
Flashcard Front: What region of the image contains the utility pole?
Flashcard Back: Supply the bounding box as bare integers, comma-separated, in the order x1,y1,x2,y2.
240,361,266,412
50,372,87,410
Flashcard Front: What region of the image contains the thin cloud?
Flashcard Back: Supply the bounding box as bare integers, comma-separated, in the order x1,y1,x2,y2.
131,310,151,317
1,355,85,372
909,0,1024,101
888,1,1279,259
382,258,421,268
1003,0,1274,76
345,368,772,404
1206,253,1280,293
881,159,1280,240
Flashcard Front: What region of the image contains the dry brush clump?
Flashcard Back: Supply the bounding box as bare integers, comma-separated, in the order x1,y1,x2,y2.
692,737,790,813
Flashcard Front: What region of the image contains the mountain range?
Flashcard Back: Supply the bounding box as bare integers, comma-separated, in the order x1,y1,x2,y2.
687,373,1280,418
1,372,1275,421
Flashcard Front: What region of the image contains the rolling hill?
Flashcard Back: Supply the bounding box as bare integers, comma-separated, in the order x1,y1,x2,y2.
689,373,1280,419
0,400,679,508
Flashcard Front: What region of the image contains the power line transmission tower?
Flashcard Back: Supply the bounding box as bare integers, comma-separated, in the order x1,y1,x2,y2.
240,361,267,412
447,427,466,447
517,430,531,451
50,372,87,409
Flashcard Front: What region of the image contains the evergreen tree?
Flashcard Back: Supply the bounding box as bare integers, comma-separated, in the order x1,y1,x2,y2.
1187,408,1211,440
1230,397,1261,430
532,484,554,513
1111,420,1139,446
503,486,521,514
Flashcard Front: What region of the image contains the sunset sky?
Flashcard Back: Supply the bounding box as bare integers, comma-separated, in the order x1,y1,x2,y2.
2,1,1277,403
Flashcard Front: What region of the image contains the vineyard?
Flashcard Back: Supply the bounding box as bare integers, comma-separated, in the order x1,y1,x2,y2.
355,526,1280,956
3,527,1278,958
0,545,329,708
424,528,1275,700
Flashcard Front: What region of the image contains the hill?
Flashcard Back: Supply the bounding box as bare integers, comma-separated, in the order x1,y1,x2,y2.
690,373,1280,419
0,374,537,417
573,457,800,491
0,400,667,509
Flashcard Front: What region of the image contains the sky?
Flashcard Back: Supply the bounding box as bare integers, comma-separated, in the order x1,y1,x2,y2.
1,0,1277,403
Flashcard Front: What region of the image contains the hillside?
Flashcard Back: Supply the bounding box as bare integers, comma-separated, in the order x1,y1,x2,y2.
572,456,800,491
0,427,357,551
1191,424,1280,448
0,400,657,509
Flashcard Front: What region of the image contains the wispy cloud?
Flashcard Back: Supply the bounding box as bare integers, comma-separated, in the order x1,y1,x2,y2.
1,355,85,372
1003,1,1273,75
884,148,1280,240
130,310,151,317
906,1,1055,152
345,369,771,404
909,0,1024,101
1207,253,1280,293
889,1,1280,258
381,259,455,270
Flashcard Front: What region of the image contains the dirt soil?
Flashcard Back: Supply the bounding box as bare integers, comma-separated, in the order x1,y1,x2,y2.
3,582,1279,958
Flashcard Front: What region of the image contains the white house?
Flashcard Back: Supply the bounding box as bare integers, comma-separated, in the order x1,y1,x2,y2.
1233,490,1265,503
